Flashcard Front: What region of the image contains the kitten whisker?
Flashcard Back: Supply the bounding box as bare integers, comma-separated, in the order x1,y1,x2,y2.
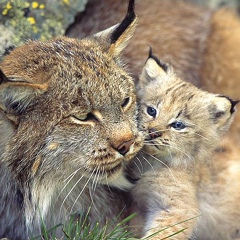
193,131,212,142
140,150,176,183
168,142,194,162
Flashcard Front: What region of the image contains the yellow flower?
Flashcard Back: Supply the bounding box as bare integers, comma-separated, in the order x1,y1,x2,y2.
6,2,12,10
32,1,39,9
27,17,36,25
39,4,45,9
63,0,69,5
2,9,8,16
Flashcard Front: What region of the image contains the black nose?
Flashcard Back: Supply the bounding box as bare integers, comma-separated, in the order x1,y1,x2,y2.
116,139,134,156
149,128,162,139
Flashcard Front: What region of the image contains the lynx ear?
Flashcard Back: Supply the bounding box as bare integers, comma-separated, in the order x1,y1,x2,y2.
93,0,137,58
209,95,239,135
140,48,171,84
0,69,48,114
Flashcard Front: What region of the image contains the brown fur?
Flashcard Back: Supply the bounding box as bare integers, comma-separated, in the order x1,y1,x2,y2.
67,0,240,171
0,2,144,239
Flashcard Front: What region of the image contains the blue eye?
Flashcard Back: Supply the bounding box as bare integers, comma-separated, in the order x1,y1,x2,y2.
147,106,157,117
171,121,186,130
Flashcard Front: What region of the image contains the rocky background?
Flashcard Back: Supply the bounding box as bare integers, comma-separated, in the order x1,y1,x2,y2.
0,0,239,58
0,0,88,57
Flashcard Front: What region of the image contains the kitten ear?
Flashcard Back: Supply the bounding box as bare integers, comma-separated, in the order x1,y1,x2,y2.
93,0,137,58
140,48,171,84
0,69,48,114
209,95,239,135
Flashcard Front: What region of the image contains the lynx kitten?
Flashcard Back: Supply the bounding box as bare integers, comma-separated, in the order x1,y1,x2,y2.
129,50,239,240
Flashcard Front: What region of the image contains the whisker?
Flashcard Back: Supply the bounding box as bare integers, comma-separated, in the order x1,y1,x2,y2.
136,155,145,173
89,167,100,213
193,131,211,142
141,150,177,183
134,156,143,175
104,166,113,194
168,142,194,162
60,171,87,213
70,169,95,213
92,166,100,193
63,166,83,183
141,155,156,176
55,166,83,204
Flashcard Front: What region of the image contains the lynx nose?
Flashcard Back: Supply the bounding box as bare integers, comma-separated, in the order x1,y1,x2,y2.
116,139,134,156
149,128,162,139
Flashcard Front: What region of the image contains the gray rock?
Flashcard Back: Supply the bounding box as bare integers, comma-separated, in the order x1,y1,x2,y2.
0,0,88,57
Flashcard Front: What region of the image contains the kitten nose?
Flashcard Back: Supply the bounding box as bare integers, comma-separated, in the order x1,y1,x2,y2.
149,128,162,139
116,139,134,156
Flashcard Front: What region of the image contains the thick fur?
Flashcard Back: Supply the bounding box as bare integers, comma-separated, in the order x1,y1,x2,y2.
67,0,240,174
0,2,144,239
128,55,239,239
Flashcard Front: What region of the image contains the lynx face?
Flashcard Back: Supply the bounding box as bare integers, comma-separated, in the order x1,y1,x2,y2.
0,1,143,237
0,39,143,186
137,51,238,167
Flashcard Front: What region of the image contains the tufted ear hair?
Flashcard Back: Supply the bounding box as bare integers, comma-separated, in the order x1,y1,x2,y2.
93,0,137,58
209,94,239,135
0,69,48,114
139,47,173,85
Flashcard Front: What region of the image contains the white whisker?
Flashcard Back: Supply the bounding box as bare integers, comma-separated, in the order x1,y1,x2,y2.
60,172,86,213
134,156,143,175
141,150,176,183
70,169,95,213
56,166,83,202
141,155,156,176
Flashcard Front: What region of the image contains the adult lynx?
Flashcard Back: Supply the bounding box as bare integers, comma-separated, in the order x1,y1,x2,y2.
0,0,143,239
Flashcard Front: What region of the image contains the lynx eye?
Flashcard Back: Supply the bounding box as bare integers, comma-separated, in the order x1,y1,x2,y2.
121,97,131,111
73,114,88,121
170,121,186,130
72,112,97,122
147,106,157,118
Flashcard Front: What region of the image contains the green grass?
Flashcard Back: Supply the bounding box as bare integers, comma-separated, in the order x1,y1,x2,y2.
31,212,137,240
31,210,198,240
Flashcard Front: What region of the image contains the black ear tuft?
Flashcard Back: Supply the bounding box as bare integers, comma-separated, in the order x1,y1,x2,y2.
230,99,240,114
0,69,9,84
219,95,240,114
148,46,169,72
110,0,136,44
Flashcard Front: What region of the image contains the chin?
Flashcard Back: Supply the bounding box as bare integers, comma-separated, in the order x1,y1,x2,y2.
101,167,134,190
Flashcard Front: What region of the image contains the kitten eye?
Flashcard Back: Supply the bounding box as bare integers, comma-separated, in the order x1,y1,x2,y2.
121,97,131,111
147,106,157,118
170,121,186,130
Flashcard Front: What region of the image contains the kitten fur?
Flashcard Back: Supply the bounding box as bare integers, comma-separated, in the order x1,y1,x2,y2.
128,52,239,240
67,0,240,171
0,1,144,239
